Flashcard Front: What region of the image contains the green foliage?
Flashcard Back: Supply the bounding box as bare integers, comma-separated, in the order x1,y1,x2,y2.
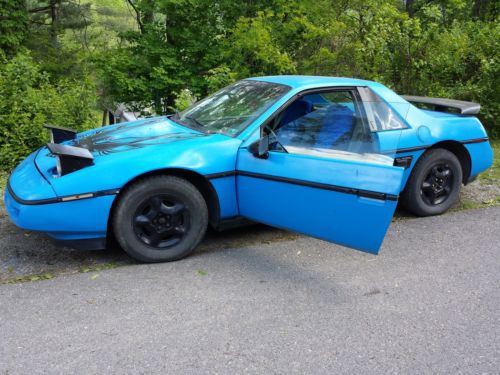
224,11,297,78
196,269,208,276
23,1,90,79
0,52,98,170
6,272,54,284
97,0,296,112
0,0,498,174
205,66,237,94
80,262,119,273
0,0,28,56
172,89,196,112
0,1,137,171
97,0,497,136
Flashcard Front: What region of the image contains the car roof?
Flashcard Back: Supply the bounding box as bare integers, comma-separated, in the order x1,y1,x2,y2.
246,75,380,89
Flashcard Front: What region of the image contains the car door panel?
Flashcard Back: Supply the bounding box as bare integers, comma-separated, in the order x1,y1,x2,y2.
236,148,404,254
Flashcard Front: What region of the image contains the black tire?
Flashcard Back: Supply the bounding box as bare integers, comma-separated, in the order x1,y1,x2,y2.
401,148,462,217
113,175,208,262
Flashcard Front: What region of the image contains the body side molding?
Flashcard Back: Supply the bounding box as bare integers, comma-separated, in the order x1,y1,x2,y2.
207,170,398,201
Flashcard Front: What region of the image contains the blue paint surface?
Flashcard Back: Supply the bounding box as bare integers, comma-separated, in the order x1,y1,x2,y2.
236,149,403,253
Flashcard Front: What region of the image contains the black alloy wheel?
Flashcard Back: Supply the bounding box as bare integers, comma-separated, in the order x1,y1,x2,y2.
113,175,208,262
401,148,463,217
420,163,454,206
133,195,189,249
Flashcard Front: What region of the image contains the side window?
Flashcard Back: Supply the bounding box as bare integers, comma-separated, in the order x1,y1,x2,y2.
358,87,408,131
268,89,378,155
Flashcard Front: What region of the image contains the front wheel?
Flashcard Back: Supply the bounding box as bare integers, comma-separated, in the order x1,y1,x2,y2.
401,149,463,217
113,175,208,262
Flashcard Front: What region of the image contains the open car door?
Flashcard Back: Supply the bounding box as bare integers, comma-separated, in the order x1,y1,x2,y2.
236,87,408,254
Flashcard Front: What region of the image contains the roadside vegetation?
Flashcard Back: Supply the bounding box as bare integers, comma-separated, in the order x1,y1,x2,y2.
0,0,498,173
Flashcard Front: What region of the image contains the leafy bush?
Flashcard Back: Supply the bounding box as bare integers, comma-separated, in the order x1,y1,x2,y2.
172,89,197,112
0,52,98,170
220,2,499,136
2,0,497,162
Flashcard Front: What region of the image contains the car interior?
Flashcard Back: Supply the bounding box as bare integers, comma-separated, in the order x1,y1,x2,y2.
265,90,380,156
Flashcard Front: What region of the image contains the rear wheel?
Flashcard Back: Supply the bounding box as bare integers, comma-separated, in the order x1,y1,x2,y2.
401,149,462,217
113,175,208,262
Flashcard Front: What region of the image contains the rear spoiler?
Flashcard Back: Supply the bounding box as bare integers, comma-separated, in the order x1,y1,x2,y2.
402,95,480,116
47,143,94,176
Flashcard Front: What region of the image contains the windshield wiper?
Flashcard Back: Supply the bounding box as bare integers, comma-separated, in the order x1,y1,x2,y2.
169,113,210,134
168,111,181,122
184,115,205,129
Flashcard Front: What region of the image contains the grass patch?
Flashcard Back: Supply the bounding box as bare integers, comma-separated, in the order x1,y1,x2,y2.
0,262,124,285
79,262,120,273
452,196,500,211
0,170,8,190
6,273,54,284
0,170,8,212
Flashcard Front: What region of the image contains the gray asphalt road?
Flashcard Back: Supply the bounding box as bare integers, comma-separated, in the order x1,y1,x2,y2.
1,207,499,374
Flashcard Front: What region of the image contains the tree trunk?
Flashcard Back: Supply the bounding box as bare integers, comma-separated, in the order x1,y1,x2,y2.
49,0,58,47
472,0,482,18
126,0,144,33
102,110,108,126
406,0,415,17
141,0,155,26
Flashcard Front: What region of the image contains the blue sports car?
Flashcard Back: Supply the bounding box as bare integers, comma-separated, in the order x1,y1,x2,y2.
4,76,493,262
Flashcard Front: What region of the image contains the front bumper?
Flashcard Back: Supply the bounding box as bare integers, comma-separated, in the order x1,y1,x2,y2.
4,180,115,248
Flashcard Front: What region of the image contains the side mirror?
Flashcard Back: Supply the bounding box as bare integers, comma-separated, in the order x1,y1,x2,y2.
250,135,270,159
258,135,270,158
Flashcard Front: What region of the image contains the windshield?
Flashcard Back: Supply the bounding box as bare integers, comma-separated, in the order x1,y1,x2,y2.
170,80,290,136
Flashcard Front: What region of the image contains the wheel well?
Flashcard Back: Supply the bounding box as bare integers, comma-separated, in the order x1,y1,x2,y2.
107,169,221,240
428,141,471,184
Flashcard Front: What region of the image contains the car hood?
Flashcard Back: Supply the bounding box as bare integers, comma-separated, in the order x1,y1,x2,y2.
32,116,242,198
35,116,209,177
69,116,205,157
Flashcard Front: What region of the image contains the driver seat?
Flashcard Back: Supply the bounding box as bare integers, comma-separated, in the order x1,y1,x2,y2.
314,104,354,148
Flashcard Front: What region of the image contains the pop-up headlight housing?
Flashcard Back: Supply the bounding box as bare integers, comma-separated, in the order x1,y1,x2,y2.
44,124,77,143
46,143,94,176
